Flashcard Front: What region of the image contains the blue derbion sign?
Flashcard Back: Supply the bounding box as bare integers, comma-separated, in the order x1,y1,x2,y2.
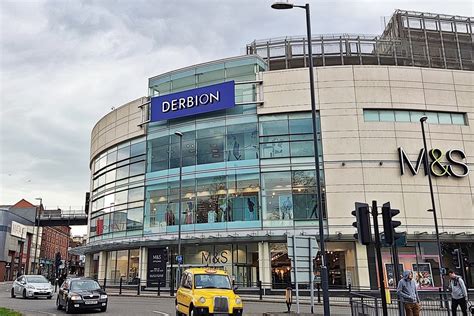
150,81,235,122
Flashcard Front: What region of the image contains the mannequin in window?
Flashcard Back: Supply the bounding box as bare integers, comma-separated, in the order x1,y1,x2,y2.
208,208,216,223
185,202,193,224
310,198,318,219
165,203,175,226
247,198,255,220
281,197,293,219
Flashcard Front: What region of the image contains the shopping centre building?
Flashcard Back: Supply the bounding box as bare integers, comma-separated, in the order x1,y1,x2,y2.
79,10,473,289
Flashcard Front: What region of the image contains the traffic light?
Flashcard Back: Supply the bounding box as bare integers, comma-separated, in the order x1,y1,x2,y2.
452,249,461,269
55,252,61,268
351,202,372,245
382,202,401,246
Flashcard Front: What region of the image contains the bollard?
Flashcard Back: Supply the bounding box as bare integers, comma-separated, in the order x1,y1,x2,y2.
119,277,123,295
55,279,58,293
103,277,107,290
257,280,263,300
170,271,174,297
157,282,161,296
137,278,141,295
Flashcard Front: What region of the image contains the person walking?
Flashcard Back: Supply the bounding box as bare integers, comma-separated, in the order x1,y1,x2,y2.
448,270,468,316
397,270,421,316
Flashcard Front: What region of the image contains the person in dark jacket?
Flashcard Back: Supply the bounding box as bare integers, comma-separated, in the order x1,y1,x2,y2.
448,270,468,316
397,270,421,316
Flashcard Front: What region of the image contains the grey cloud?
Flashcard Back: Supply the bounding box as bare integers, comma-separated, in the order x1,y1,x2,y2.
0,0,471,217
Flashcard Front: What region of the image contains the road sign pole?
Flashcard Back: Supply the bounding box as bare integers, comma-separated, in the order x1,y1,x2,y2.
309,237,315,314
292,235,300,314
372,200,388,316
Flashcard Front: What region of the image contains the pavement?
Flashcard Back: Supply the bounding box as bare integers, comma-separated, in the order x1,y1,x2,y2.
0,282,351,316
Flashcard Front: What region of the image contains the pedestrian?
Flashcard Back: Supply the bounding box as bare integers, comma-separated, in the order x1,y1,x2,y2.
448,270,468,316
397,270,421,316
285,283,293,313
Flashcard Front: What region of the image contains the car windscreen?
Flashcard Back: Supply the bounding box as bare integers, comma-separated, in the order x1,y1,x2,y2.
194,274,231,289
25,276,49,283
70,280,101,291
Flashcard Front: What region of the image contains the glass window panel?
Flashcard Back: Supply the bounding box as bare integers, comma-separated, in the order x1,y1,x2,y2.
290,141,315,157
394,111,410,122
260,120,288,136
379,110,395,122
451,113,465,125
130,161,145,177
260,140,290,158
107,150,117,165
130,141,146,157
197,136,225,165
90,218,97,237
127,208,143,230
117,146,130,161
128,187,144,202
106,251,117,281
111,210,127,232
364,110,379,121
425,112,439,124
225,64,255,79
438,112,452,124
293,193,318,220
115,190,128,205
105,169,116,184
103,214,110,234
116,165,129,180
115,250,128,281
410,111,426,122
226,123,258,161
289,118,313,134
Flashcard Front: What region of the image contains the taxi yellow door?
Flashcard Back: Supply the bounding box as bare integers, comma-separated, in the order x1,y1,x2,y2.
177,272,193,315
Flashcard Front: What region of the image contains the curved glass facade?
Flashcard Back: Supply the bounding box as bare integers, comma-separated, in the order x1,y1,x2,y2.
89,137,146,242
88,55,326,241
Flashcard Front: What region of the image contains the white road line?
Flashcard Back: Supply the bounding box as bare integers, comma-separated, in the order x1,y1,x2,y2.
22,310,57,316
152,311,169,316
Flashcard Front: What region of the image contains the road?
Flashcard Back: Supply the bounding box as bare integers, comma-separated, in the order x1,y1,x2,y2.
0,282,350,315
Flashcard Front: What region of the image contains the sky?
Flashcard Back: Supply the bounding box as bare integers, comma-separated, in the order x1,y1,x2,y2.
0,0,471,235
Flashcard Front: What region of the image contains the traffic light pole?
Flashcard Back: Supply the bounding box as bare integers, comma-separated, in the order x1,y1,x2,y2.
371,200,388,316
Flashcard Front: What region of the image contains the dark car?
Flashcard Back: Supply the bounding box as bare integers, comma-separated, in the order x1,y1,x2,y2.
56,278,107,313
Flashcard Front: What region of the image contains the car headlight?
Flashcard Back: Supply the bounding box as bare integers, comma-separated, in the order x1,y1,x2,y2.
26,285,35,289
198,297,206,304
70,295,82,301
236,297,242,305
100,294,108,299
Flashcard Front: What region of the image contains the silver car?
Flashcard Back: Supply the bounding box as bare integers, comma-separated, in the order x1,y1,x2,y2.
11,275,53,299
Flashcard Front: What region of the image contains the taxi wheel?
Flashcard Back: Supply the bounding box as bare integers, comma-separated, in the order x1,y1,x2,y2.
11,288,16,298
189,306,195,316
47,296,52,299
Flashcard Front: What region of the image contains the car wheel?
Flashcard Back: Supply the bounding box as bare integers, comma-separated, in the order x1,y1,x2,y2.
65,300,72,314
11,288,15,298
22,289,26,299
56,297,62,310
189,306,194,316
100,306,107,312
47,295,52,299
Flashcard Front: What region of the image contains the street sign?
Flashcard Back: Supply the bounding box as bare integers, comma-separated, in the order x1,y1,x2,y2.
287,235,319,314
176,255,183,265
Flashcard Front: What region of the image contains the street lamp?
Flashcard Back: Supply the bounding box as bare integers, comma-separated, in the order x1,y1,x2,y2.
419,117,445,289
175,131,184,288
34,197,43,274
271,2,331,315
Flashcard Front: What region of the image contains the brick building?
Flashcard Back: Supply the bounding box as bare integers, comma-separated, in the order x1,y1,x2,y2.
40,225,70,278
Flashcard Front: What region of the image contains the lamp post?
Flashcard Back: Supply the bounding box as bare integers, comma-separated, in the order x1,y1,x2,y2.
419,117,444,289
175,131,184,288
34,197,42,274
271,3,330,315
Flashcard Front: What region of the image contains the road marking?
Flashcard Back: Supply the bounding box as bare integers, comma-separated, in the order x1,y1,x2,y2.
22,310,57,316
152,311,169,316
